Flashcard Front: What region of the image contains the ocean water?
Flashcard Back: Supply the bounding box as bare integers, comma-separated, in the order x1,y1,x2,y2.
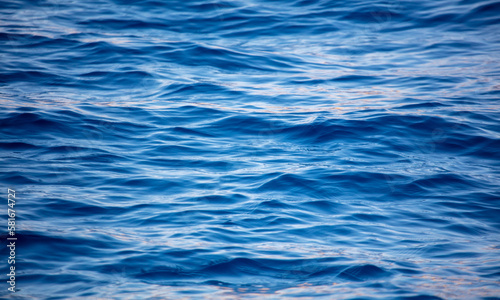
1,0,500,299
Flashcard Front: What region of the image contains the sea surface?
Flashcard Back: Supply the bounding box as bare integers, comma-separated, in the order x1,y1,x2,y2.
1,0,500,299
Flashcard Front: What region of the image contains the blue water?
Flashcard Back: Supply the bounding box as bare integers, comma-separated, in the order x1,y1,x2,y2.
1,0,500,299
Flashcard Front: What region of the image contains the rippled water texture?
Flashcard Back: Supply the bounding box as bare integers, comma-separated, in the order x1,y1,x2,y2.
1,0,500,299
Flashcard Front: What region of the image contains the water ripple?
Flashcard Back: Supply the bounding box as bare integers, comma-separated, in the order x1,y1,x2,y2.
1,0,500,299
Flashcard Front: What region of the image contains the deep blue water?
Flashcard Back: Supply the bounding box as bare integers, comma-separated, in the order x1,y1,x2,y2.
1,0,500,299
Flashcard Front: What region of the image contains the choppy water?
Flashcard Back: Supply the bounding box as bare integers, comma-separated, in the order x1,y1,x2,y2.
1,0,500,299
